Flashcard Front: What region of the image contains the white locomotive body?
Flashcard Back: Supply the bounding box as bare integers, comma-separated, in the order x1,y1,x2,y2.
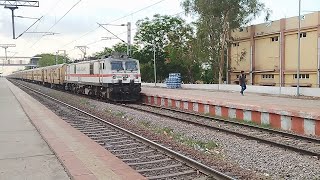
65,56,141,101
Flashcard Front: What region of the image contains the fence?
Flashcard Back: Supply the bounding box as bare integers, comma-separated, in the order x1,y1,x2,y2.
142,83,320,97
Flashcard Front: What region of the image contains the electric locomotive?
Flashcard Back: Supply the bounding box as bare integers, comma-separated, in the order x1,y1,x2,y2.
65,54,141,101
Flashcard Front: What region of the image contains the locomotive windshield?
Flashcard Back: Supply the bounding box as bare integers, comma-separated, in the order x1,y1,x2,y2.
125,61,138,71
111,61,124,71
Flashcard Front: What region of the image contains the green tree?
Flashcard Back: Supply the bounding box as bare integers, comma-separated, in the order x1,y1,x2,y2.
135,14,201,83
36,53,70,67
93,43,139,59
182,0,270,83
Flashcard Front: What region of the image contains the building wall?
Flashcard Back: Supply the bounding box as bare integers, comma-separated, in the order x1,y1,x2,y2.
232,26,251,40
229,11,320,88
255,73,280,86
230,41,251,72
255,20,280,36
230,40,251,84
285,30,318,71
286,13,318,30
255,35,280,71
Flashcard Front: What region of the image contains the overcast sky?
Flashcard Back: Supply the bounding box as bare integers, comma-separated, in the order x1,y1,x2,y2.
0,0,319,74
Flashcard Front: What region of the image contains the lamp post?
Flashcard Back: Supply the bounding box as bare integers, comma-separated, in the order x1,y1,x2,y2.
297,0,301,96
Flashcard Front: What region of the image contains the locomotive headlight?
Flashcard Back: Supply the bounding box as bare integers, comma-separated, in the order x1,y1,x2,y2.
135,75,139,79
124,74,128,78
112,75,116,79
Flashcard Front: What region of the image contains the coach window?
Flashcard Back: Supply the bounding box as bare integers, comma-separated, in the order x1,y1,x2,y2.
74,65,76,74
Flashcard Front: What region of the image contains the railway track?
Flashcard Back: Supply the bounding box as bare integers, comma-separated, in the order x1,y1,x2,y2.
123,103,320,159
12,80,234,180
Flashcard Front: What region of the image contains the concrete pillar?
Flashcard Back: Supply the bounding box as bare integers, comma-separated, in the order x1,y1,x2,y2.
280,18,286,87
317,12,320,87
250,25,256,85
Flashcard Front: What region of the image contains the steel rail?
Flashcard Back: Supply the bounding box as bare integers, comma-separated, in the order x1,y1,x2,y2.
13,80,234,180
142,103,320,144
124,103,320,159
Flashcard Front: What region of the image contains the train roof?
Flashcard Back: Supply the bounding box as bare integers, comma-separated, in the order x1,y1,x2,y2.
68,57,139,66
42,64,66,69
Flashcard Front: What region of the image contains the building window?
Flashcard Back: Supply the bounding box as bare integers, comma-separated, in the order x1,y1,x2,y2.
233,42,240,47
239,28,244,32
262,74,274,79
293,74,310,79
298,32,307,38
271,36,279,42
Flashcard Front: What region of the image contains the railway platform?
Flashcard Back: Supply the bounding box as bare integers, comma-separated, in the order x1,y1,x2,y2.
1,77,145,180
141,86,320,137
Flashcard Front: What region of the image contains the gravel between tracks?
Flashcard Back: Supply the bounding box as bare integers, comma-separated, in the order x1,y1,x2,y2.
16,80,320,180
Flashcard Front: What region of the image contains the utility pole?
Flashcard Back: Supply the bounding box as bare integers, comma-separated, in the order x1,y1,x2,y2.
55,52,58,65
75,46,88,61
5,6,18,39
297,0,301,96
57,50,66,63
153,42,157,87
0,44,16,65
0,0,39,39
127,22,131,57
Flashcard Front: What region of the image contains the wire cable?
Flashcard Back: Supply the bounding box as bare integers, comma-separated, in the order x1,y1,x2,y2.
16,16,43,39
60,0,167,48
107,0,166,24
30,0,82,48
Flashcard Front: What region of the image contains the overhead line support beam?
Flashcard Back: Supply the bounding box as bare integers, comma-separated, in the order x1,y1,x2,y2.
1,0,39,39
0,0,39,7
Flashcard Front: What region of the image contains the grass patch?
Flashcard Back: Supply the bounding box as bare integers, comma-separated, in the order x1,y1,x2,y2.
136,120,219,154
104,108,112,113
139,120,152,128
260,123,273,129
79,99,90,105
115,111,126,118
232,118,273,129
155,127,218,153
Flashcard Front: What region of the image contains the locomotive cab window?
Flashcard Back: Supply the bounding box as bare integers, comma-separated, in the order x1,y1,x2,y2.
111,61,124,71
125,61,138,71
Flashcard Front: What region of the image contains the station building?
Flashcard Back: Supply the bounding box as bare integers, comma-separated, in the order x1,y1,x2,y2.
229,11,320,88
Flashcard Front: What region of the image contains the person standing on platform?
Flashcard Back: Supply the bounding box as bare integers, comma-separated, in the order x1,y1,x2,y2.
239,71,246,96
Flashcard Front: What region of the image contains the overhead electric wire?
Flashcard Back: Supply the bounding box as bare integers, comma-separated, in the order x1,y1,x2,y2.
16,16,43,39
30,0,82,48
107,0,166,24
12,0,67,60
62,27,100,47
47,0,82,32
98,23,127,44
15,15,39,19
60,0,167,48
